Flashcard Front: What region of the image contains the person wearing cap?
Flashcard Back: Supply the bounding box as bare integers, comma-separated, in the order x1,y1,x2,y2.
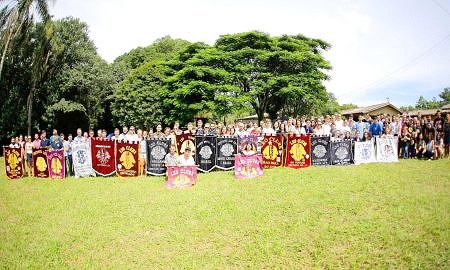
177,146,195,166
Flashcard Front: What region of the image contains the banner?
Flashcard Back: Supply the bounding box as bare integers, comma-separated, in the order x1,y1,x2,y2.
91,138,116,176
32,148,49,178
330,140,353,165
216,136,237,170
115,141,139,177
238,135,258,154
285,135,311,169
4,147,23,179
176,133,195,156
261,134,284,168
146,138,171,176
195,136,217,172
47,149,65,179
311,136,331,166
72,141,95,177
234,154,264,179
165,166,198,188
376,137,399,162
354,139,376,165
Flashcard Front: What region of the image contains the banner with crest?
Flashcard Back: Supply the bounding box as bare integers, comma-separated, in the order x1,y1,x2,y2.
175,133,195,156
354,139,376,165
91,138,116,176
285,135,311,169
47,149,65,179
115,141,139,177
330,140,353,165
216,136,237,170
195,136,217,172
261,134,284,168
234,154,264,179
376,137,398,163
72,141,95,178
311,136,331,166
165,166,198,188
32,148,49,178
146,138,171,176
4,147,23,179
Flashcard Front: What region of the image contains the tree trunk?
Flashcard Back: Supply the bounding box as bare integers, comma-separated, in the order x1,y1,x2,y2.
0,30,13,82
27,81,36,136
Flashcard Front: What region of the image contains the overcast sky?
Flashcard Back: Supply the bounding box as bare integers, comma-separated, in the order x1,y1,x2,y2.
52,0,450,107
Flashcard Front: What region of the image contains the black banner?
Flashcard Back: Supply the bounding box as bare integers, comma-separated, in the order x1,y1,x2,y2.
146,138,171,176
330,140,353,166
216,136,237,170
311,136,331,166
195,136,217,172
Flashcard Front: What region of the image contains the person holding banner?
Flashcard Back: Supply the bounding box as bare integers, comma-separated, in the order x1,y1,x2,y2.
32,133,41,148
25,136,33,177
242,143,256,156
40,130,50,148
137,129,147,176
177,147,195,166
444,113,450,158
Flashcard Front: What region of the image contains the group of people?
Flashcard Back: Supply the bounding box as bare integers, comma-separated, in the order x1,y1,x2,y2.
5,110,450,177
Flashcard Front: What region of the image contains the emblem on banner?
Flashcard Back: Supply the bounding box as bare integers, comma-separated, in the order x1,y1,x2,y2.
36,156,47,172
289,139,309,161
220,143,234,157
262,141,278,160
51,157,63,174
7,153,19,170
151,145,166,160
119,150,136,170
199,146,212,159
96,148,111,164
335,146,349,160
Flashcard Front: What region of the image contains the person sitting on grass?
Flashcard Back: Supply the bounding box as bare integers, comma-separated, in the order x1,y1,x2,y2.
424,133,436,160
242,143,256,156
177,147,195,166
416,133,426,159
164,144,178,169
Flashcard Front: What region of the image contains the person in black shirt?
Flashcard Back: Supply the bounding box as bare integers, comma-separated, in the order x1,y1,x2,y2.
40,130,50,148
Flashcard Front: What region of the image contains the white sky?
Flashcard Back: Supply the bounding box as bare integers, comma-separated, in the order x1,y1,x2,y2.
52,0,450,107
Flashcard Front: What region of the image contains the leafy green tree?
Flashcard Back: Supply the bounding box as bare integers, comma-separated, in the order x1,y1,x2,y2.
164,31,332,123
439,87,450,104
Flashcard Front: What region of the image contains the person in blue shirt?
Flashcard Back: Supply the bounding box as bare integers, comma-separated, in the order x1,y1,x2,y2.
40,130,50,148
50,129,63,149
354,115,367,139
369,118,383,136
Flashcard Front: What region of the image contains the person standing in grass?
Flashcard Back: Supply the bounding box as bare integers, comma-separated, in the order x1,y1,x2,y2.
24,136,33,177
137,129,147,176
400,126,411,159
32,133,41,149
40,130,50,148
444,113,450,158
64,134,74,176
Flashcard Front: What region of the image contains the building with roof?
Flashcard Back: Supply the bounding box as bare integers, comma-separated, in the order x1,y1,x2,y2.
341,102,402,120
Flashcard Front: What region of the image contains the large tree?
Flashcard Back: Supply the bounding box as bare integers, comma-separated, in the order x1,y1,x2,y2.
164,31,332,123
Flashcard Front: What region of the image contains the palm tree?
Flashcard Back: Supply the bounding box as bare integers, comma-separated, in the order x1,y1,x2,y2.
0,0,52,82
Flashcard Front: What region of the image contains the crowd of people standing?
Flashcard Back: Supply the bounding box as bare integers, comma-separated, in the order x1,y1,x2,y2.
5,110,450,177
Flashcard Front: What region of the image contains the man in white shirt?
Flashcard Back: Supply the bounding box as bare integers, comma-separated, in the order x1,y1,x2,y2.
334,113,343,130
322,117,332,136
234,122,249,137
177,147,195,166
261,120,276,135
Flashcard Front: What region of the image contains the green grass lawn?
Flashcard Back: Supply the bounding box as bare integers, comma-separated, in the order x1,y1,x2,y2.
0,157,449,269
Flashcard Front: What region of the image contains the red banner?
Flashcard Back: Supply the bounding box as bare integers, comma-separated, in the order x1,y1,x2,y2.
165,166,198,188
32,148,49,178
175,133,195,156
91,138,116,176
47,149,65,179
4,147,23,179
285,135,311,169
261,134,284,168
234,154,263,179
115,141,139,177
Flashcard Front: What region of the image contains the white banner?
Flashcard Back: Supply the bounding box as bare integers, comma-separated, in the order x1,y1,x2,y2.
354,139,376,165
376,137,398,163
72,140,95,177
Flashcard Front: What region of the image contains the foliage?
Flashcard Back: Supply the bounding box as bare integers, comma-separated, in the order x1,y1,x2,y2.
0,158,449,268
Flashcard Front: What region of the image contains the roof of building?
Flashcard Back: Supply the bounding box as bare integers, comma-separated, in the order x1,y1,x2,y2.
441,103,450,110
341,102,401,115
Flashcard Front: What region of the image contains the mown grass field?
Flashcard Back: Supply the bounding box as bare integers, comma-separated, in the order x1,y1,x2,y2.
0,157,449,269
